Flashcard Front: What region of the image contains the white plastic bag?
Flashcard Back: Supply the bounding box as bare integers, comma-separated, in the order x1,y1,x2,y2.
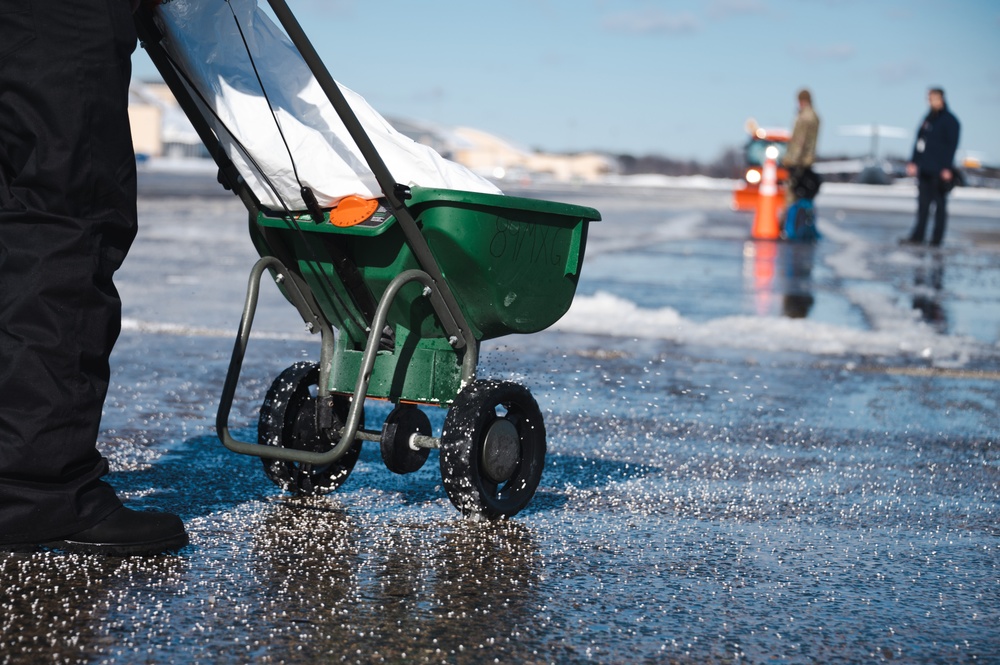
154,0,500,209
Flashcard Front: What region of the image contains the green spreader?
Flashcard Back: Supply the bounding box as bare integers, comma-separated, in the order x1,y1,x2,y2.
255,187,595,404
136,1,600,518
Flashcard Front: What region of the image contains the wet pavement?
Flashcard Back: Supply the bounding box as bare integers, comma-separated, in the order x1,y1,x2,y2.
2,177,998,664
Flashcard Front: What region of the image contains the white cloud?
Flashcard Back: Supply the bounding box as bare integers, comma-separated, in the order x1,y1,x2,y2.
789,42,857,62
876,59,926,85
602,9,701,35
709,0,769,19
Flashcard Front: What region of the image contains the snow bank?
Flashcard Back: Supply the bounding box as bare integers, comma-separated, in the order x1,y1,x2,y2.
551,291,984,366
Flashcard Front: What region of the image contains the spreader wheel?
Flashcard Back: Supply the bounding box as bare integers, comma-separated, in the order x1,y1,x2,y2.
380,404,432,474
440,380,546,519
258,362,362,495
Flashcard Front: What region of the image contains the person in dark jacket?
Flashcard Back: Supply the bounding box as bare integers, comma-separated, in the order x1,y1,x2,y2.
0,0,187,554
902,87,961,247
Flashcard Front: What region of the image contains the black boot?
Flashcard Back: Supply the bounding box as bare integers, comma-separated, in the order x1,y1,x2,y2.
35,506,188,556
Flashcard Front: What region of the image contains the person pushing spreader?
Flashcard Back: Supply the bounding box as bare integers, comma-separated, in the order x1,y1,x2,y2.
134,0,600,518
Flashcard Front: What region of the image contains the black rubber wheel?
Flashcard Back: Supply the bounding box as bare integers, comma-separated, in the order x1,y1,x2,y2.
440,380,546,519
258,362,362,495
380,404,432,474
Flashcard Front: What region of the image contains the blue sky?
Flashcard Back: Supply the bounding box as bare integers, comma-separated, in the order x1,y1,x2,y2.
133,0,1000,164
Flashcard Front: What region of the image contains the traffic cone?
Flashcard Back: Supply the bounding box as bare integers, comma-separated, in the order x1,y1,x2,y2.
751,147,781,240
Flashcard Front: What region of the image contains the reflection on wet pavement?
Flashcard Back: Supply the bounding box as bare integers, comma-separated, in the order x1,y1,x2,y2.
911,251,947,331
2,185,998,663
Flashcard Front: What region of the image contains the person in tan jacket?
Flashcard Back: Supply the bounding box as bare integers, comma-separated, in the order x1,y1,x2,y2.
783,89,820,206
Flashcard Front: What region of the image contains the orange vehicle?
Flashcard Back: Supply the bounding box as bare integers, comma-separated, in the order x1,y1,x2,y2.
732,120,790,211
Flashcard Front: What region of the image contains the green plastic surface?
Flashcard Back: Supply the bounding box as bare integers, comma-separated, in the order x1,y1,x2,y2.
253,187,600,402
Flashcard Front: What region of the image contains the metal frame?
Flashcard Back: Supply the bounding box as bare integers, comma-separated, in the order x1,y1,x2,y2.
216,258,476,464
136,2,484,465
264,0,474,352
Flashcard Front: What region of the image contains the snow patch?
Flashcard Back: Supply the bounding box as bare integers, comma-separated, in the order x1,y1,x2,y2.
552,290,984,365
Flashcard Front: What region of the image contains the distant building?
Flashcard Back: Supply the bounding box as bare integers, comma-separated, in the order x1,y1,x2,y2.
127,82,164,158
449,127,617,183
127,81,616,181
128,80,206,159
521,151,618,183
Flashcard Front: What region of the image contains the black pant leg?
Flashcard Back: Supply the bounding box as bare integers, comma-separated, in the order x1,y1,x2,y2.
911,173,935,242
0,0,138,543
931,189,948,246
